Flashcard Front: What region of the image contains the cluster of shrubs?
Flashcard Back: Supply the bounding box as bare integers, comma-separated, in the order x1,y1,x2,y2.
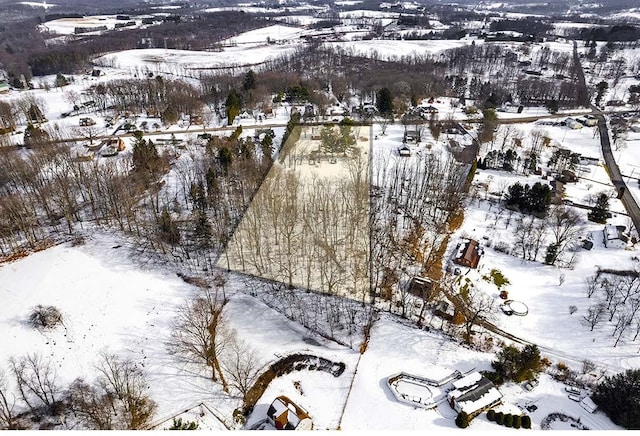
487,410,531,429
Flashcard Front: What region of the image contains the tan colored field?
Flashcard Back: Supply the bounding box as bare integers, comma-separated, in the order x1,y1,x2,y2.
218,125,371,302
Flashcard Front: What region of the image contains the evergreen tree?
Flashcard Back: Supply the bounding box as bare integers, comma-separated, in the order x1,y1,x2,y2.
243,70,257,91
513,415,522,429
169,417,198,430
593,369,640,429
218,146,233,174
455,411,470,428
162,106,179,125
544,243,560,265
521,415,532,429
504,413,513,428
189,181,207,211
527,182,551,214
226,90,242,125
132,132,161,183
588,192,610,223
261,134,274,162
376,87,394,115
492,344,543,382
595,81,609,107
193,211,212,249
505,182,525,208
158,208,180,245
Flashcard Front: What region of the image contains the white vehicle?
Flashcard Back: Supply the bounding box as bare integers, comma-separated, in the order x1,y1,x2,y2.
565,386,580,394
524,379,539,391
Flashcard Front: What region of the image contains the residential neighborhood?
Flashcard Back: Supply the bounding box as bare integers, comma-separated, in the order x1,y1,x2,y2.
0,0,639,432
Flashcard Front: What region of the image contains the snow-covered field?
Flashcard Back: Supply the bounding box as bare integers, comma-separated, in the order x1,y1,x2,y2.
221,24,306,45
327,39,474,59
0,233,359,429
39,15,154,36
94,46,300,74
0,233,622,430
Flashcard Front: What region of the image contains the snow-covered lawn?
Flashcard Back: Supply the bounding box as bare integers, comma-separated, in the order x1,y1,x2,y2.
340,315,621,430
0,233,358,429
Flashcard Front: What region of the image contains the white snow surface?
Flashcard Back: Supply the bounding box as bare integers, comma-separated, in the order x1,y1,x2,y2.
0,233,356,429
95,46,300,72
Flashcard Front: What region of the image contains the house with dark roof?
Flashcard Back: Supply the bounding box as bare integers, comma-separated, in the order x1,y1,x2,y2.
603,224,629,249
454,239,482,268
447,372,502,418
266,396,313,430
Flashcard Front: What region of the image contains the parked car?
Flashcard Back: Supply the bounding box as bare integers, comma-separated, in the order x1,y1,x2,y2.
568,394,581,402
565,386,580,394
524,379,539,391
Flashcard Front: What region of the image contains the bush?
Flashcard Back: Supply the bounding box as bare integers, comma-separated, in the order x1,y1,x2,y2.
492,344,543,383
495,412,504,425
481,370,504,386
169,417,198,430
487,409,496,421
504,413,513,427
521,415,532,429
455,411,469,428
29,305,63,330
513,415,522,429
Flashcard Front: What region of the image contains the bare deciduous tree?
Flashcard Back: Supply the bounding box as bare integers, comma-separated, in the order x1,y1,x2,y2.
9,353,59,414
221,330,262,401
583,303,606,331
0,371,19,429
94,353,156,430
169,288,230,392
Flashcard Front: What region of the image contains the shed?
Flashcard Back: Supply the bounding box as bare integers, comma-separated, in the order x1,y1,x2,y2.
408,276,433,300
398,146,411,157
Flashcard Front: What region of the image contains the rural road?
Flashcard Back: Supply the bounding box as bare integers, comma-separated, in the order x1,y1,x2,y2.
572,40,640,233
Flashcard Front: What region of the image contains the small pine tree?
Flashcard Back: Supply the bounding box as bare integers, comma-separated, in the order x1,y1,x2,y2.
495,412,504,425
159,208,180,245
455,411,470,428
513,415,522,429
504,413,513,427
521,415,531,429
544,243,560,265
193,211,212,249
588,192,610,224
487,409,496,421
169,417,198,430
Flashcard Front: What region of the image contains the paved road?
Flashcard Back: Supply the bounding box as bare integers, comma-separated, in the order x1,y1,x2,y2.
572,40,640,232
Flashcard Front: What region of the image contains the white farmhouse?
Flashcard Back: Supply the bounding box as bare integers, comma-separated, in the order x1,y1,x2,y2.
447,372,502,417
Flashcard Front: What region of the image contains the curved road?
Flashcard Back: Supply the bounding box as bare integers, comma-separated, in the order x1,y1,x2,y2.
572,40,640,232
